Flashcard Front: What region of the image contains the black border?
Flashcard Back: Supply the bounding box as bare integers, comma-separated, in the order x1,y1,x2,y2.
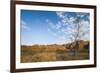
10,1,97,73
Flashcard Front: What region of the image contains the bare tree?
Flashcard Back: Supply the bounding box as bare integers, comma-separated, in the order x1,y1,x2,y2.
46,12,90,56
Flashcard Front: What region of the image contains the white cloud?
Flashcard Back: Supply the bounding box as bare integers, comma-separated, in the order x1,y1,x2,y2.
47,28,51,32
21,20,31,30
76,12,86,18
80,20,89,35
56,12,65,18
46,12,90,43
69,17,76,23
46,19,56,29
55,21,62,29
47,28,58,37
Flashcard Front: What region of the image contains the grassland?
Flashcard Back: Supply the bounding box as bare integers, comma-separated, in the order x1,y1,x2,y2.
21,41,89,63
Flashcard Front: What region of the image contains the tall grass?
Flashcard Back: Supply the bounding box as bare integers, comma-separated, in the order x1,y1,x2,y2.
21,44,89,63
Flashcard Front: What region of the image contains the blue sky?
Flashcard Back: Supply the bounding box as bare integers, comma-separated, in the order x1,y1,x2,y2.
21,10,90,45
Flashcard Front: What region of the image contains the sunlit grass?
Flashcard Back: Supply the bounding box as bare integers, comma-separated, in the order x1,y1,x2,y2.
21,43,89,63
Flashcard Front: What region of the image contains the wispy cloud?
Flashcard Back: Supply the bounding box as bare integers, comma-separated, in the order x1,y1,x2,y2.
47,28,58,37
46,19,56,29
21,20,31,30
76,12,85,18
56,12,65,18
46,11,90,42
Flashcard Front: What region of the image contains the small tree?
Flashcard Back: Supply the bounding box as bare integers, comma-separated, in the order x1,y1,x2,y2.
46,12,90,56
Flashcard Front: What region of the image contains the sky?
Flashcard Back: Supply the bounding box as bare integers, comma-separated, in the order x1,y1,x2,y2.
21,10,90,45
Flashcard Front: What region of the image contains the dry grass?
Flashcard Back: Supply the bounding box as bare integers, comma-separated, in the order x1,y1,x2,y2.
21,44,89,63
